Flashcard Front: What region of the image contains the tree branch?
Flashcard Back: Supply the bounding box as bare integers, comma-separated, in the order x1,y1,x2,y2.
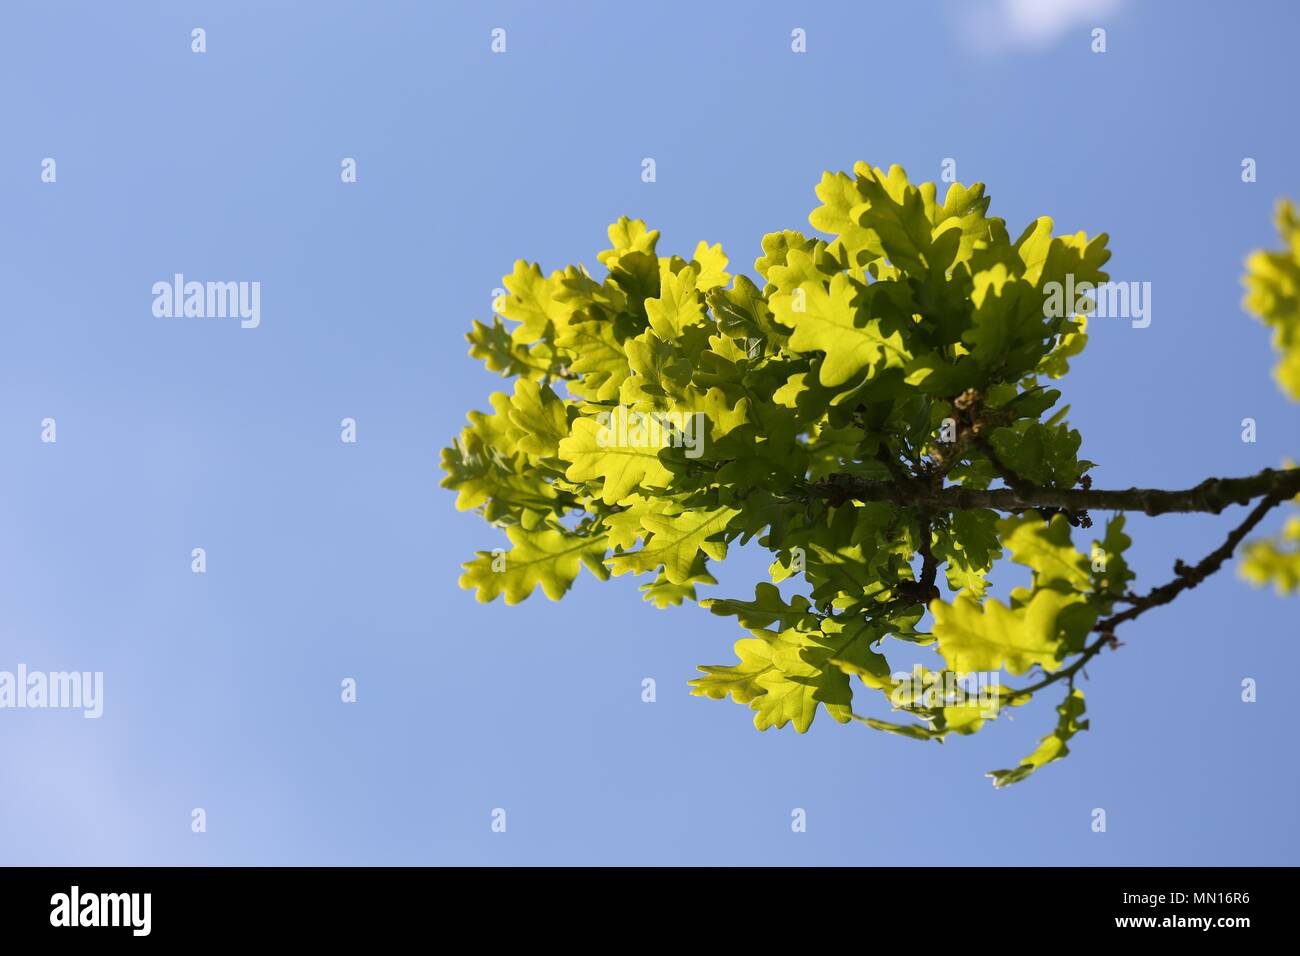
971,433,1091,528
895,506,939,605
815,466,1300,516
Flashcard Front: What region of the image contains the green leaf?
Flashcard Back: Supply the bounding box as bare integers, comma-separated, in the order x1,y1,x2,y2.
706,275,788,345
645,262,708,340
691,636,778,708
501,260,568,345
459,525,608,604
1243,199,1300,400
507,379,571,459
467,316,556,379
621,328,693,407
987,690,1088,787
930,588,1092,676
852,715,943,740
692,619,885,733
1240,512,1300,595
999,513,1092,593
771,263,907,387
608,506,740,585
556,316,631,403
598,216,660,267
851,164,954,277
440,428,560,519
809,166,879,267
558,411,676,505
691,241,731,291
640,570,703,608
934,509,1002,597
702,582,816,630
1091,514,1136,606
988,421,1091,488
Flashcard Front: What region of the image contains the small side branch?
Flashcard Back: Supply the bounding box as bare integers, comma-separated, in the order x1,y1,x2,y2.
896,507,940,605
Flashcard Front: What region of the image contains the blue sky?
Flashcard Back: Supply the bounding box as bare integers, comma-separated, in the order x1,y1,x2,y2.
1,0,1297,865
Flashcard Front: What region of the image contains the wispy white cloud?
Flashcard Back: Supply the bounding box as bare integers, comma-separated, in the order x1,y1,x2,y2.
959,0,1127,52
